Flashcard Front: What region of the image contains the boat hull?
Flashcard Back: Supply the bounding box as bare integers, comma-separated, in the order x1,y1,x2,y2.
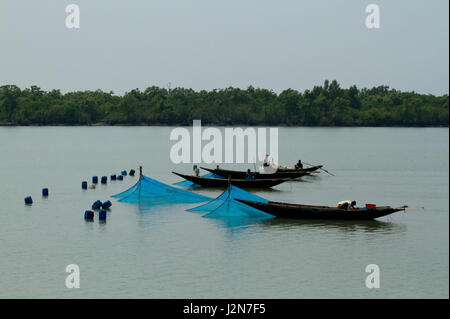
235,199,404,220
200,167,312,179
276,165,323,173
172,172,291,188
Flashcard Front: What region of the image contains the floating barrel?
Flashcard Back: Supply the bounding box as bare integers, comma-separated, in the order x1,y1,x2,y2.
99,210,107,220
24,196,33,205
129,169,136,176
101,176,107,184
121,170,127,176
92,200,102,210
92,176,98,184
42,188,49,197
84,210,94,220
117,175,124,181
102,200,112,209
82,181,88,189
110,174,117,181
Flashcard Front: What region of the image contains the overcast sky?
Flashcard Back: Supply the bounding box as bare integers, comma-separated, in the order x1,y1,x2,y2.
0,0,448,95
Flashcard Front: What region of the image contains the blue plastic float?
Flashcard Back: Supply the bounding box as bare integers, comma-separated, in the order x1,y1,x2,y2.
84,210,94,220
102,200,112,209
92,200,102,210
24,196,33,205
99,210,107,220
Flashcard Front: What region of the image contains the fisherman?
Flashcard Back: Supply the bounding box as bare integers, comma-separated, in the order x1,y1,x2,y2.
245,169,254,180
193,165,200,177
263,154,270,167
294,160,304,170
337,200,356,210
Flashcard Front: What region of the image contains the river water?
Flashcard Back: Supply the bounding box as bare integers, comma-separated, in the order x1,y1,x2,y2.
0,126,448,298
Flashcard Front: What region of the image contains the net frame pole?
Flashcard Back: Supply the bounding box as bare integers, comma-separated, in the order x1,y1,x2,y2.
138,166,142,201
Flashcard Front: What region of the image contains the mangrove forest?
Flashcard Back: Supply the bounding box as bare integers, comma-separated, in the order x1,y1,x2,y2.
0,80,448,126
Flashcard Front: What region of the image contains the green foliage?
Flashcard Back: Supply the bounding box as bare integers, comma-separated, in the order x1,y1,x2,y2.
0,81,448,126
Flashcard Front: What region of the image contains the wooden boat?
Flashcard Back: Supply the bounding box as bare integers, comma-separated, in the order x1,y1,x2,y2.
235,199,406,220
276,165,323,173
172,172,292,188
200,166,311,180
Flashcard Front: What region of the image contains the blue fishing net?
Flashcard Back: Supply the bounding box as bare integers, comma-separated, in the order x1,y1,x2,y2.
112,175,212,204
173,172,221,187
188,184,274,218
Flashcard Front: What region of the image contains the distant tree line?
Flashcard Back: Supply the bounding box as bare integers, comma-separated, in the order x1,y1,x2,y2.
0,80,448,126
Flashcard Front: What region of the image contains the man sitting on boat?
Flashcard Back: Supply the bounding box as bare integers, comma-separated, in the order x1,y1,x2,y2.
294,160,303,169
245,169,255,180
337,200,356,210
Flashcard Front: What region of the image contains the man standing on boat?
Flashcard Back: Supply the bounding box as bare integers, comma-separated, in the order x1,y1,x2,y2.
193,165,200,176
260,154,278,174
263,154,270,167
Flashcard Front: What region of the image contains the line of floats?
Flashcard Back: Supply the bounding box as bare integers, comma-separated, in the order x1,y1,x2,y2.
81,169,137,222
24,168,138,222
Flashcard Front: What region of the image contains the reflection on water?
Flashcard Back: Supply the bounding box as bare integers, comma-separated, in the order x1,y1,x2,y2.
259,217,407,234
197,214,408,242
203,215,274,231
134,202,192,212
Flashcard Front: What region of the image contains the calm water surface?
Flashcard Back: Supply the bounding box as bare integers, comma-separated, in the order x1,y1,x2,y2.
0,127,448,298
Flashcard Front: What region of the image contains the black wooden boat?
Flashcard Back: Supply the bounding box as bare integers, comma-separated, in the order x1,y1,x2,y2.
235,199,406,220
276,165,323,173
172,172,291,188
200,166,311,179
